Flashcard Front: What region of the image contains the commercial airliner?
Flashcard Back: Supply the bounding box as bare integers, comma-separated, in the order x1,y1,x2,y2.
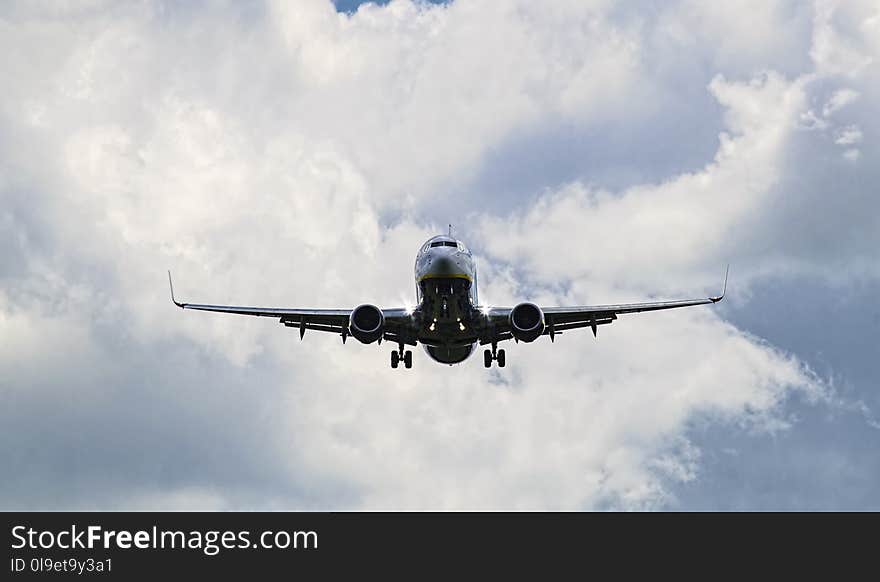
169,229,727,368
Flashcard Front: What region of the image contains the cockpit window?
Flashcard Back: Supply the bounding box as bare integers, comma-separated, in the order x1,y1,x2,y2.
430,241,458,248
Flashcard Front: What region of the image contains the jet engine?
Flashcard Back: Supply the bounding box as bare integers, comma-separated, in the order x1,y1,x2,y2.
509,302,545,343
349,304,385,344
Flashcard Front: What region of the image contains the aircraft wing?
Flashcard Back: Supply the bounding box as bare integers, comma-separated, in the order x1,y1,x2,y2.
168,272,414,343
482,267,728,343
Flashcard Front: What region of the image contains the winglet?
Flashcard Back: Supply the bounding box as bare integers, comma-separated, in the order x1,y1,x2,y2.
168,270,185,308
710,264,729,303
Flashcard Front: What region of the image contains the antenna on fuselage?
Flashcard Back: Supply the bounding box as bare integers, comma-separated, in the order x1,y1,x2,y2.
448,223,454,237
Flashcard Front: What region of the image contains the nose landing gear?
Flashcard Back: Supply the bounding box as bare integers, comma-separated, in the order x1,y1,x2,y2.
391,344,412,369
483,343,506,368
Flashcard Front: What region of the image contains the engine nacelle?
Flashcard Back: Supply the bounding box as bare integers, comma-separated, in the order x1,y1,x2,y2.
349,304,385,344
509,302,545,343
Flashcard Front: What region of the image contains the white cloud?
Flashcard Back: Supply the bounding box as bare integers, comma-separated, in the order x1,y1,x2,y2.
834,125,863,145
662,0,814,76
475,70,816,292
810,0,876,76
1,0,876,509
823,88,860,116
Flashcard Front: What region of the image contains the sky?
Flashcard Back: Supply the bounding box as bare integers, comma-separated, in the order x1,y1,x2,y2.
1,0,878,510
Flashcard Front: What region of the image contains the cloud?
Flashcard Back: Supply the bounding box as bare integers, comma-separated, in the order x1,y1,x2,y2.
1,0,877,509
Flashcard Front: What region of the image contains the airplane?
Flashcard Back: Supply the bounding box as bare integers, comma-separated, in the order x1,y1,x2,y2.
168,227,728,369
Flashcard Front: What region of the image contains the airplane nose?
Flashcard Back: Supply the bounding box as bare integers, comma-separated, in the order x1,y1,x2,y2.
430,255,459,277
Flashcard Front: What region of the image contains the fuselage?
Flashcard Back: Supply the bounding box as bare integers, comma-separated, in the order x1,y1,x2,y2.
413,235,480,364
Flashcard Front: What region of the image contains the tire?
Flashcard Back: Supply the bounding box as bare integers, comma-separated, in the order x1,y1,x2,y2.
484,349,492,368
391,351,399,369
497,349,506,368
404,350,412,369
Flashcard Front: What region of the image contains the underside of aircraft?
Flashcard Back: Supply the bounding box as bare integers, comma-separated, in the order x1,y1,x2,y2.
169,231,727,368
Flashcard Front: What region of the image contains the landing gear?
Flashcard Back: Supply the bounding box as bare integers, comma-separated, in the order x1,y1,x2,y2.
391,345,412,369
484,345,506,368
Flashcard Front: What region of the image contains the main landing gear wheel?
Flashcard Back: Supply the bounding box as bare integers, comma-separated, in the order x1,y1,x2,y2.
391,348,412,369
484,347,506,368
